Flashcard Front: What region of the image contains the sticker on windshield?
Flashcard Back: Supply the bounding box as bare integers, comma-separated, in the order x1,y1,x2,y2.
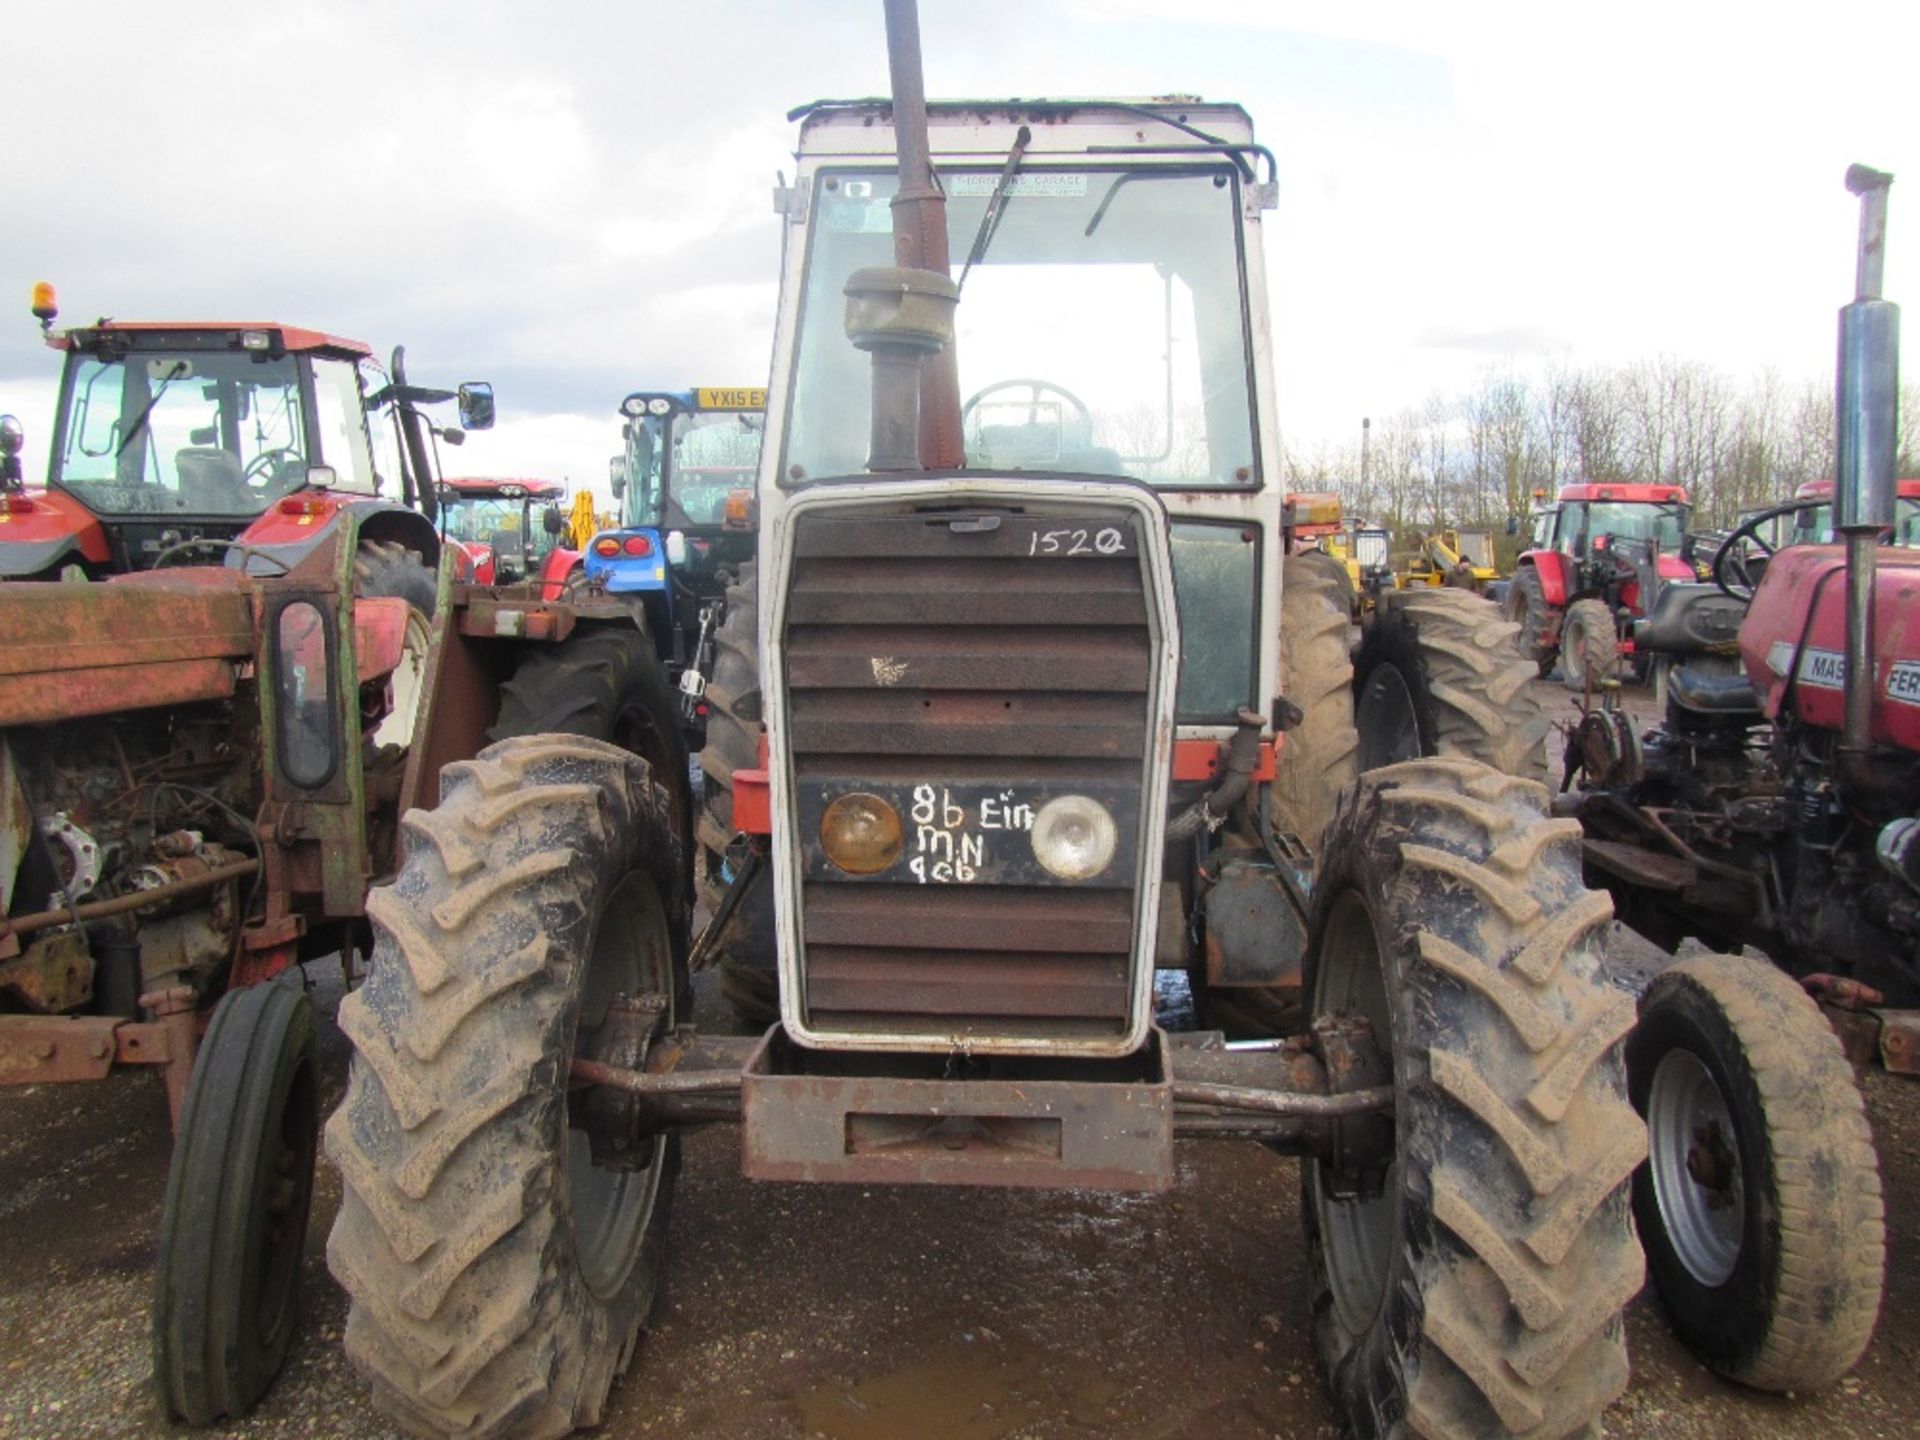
947,173,1089,198
825,195,894,235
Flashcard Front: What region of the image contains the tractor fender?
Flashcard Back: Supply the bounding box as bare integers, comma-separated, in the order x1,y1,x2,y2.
0,489,111,577
1523,550,1573,607
537,546,582,602
234,498,441,577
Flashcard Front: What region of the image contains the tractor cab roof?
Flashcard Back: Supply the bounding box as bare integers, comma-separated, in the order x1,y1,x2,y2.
1556,483,1688,504
51,322,371,362
1794,477,1920,499
441,477,566,500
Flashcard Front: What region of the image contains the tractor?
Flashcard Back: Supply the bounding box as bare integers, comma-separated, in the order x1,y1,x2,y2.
1559,164,1901,1396
438,475,583,598
586,387,765,738
0,300,514,1423
1506,478,1698,691
0,286,487,591
324,8,1639,1439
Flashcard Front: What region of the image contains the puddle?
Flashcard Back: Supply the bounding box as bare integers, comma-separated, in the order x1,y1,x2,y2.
794,1329,1121,1440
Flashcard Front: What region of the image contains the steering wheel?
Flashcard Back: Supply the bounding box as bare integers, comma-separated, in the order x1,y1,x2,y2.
961,378,1093,457
244,448,305,489
1710,498,1814,600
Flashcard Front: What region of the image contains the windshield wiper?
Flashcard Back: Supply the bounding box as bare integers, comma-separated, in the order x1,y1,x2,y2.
956,124,1030,292
114,359,190,457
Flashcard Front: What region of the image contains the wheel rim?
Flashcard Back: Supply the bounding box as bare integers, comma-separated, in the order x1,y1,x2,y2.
1355,664,1420,771
1647,1048,1744,1287
567,871,674,1299
369,608,432,751
1309,890,1398,1333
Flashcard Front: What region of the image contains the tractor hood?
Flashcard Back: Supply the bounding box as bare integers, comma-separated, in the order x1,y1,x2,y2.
1742,543,1920,754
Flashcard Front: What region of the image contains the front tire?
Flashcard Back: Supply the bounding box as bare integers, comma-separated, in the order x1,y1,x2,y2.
328,736,688,1439
1558,598,1616,693
1269,549,1359,856
1304,757,1645,1439
153,980,319,1424
1629,954,1884,1391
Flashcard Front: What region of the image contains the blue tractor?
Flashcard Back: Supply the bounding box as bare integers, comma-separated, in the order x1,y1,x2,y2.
584,387,764,740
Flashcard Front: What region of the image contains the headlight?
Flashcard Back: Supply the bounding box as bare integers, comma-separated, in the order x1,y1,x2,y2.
820,792,904,875
1029,795,1117,881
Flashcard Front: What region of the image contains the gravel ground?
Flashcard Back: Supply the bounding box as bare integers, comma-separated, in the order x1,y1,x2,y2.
3,676,1912,1439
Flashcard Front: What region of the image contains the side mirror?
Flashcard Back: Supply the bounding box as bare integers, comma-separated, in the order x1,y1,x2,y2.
1505,516,1519,536
608,455,626,498
543,506,566,536
305,464,338,490
0,414,21,487
438,427,466,447
457,382,496,431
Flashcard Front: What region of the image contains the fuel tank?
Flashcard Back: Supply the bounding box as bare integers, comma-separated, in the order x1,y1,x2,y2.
1741,543,1920,753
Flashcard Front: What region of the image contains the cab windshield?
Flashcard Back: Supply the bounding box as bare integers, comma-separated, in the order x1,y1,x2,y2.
785,165,1257,488
1794,498,1920,547
621,409,763,528
53,350,375,516
1564,501,1688,551
444,495,561,564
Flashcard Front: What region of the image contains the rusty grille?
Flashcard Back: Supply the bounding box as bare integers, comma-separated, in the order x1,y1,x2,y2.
781,507,1156,1045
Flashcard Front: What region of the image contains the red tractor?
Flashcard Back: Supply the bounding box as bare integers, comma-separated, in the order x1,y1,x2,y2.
1562,164,1902,1395
0,285,487,593
1506,479,1698,690
438,475,583,598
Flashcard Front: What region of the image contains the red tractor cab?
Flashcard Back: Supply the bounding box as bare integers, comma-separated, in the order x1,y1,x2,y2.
438,477,581,599
2,286,485,582
1786,475,1920,546
1505,480,1696,689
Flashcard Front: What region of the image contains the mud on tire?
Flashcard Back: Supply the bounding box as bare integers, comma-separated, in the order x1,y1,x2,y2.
1269,549,1359,856
1354,588,1548,782
694,562,778,1028
490,626,692,906
327,736,689,1439
1630,954,1884,1392
1304,757,1645,1439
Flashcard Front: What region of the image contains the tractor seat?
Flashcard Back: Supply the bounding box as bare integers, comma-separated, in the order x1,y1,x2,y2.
1666,665,1761,717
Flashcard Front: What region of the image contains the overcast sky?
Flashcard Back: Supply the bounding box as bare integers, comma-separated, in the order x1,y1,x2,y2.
2,0,1913,505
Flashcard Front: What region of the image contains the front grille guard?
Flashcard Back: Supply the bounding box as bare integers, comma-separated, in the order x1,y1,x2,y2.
760,476,1181,1057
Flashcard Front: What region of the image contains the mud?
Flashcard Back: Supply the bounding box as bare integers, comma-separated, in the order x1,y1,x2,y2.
2,675,1915,1438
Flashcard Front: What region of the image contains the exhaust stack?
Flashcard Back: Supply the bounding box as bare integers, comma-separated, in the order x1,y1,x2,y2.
1836,164,1899,768
843,0,962,473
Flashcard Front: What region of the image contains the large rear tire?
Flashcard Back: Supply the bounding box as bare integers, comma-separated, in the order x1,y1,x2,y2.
153,980,319,1425
328,736,688,1439
1353,589,1548,783
1304,757,1644,1439
1268,549,1359,856
355,539,439,618
1502,566,1555,676
1629,954,1884,1391
490,626,692,906
695,563,778,1029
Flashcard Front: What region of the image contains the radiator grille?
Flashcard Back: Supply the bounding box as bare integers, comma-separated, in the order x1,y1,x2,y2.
781,507,1157,1044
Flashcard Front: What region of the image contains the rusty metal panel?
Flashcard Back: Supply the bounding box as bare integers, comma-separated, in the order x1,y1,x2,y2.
740,1027,1173,1190
397,592,514,819
0,658,238,727
0,577,254,677
782,506,1157,1046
